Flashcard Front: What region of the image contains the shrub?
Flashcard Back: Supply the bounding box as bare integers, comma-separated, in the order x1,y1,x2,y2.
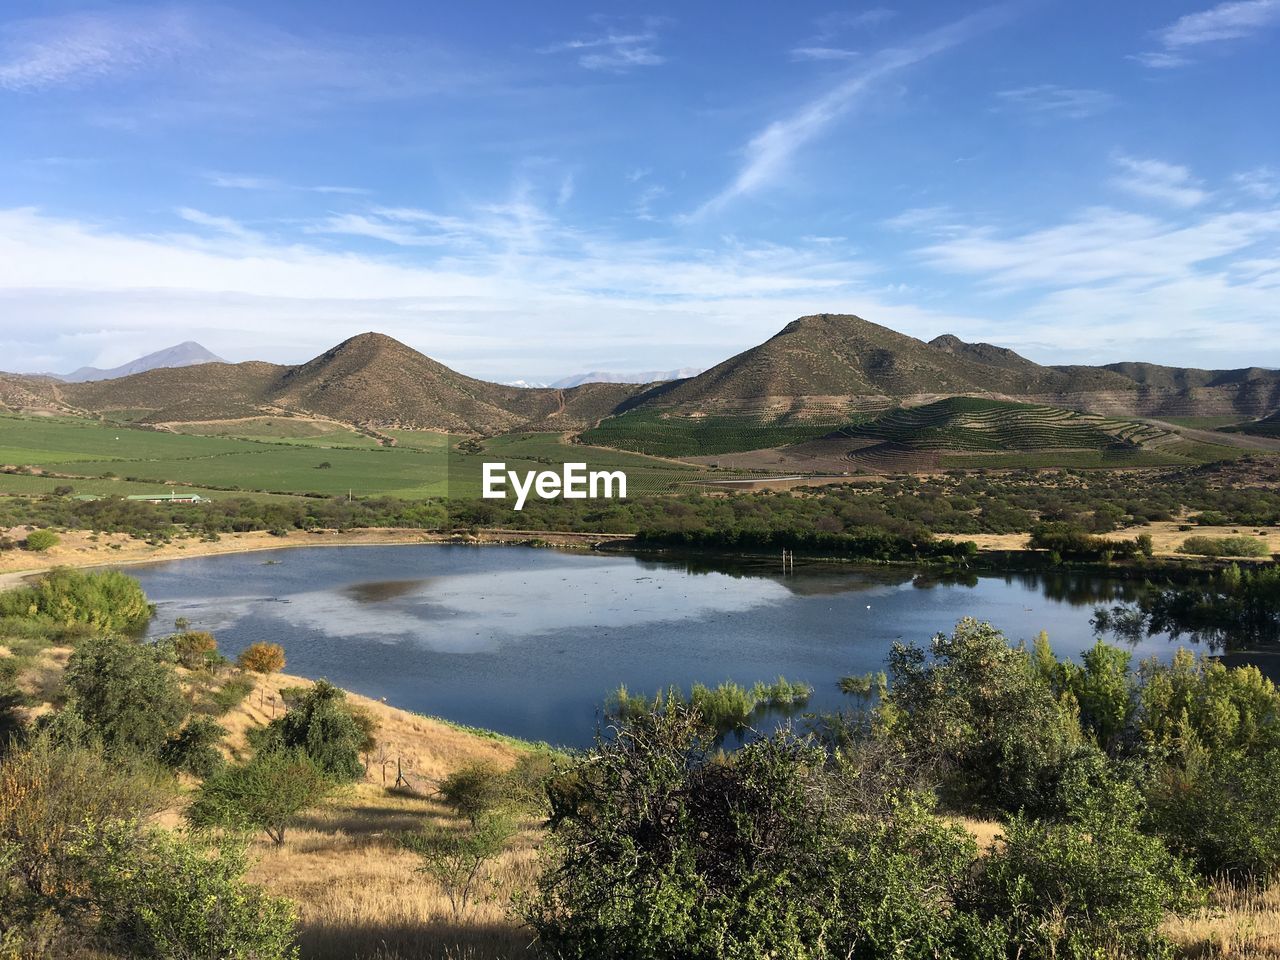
0,568,153,634
971,770,1200,959
72,821,299,959
1178,535,1270,558
169,631,219,670
237,642,285,675
882,619,1083,816
399,812,515,919
160,717,227,778
1146,745,1280,882
0,735,171,900
187,750,331,846
438,762,505,825
205,675,254,716
62,636,187,760
524,706,1003,960
251,680,366,781
23,530,59,552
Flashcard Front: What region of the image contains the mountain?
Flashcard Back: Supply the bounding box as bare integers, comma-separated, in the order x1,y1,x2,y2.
622,315,1134,418
56,341,225,383
621,316,1278,420
549,368,703,389
2,316,1278,435
19,332,641,434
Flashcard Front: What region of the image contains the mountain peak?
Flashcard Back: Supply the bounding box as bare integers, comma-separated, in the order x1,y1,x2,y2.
60,341,225,382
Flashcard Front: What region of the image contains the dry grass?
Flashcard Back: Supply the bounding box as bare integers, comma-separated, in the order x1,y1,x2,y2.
1165,879,1280,958
212,671,539,959
245,784,540,960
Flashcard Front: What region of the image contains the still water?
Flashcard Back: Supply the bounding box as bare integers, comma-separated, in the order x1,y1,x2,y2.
126,544,1175,746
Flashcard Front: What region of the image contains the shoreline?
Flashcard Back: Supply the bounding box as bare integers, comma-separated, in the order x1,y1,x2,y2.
0,526,636,589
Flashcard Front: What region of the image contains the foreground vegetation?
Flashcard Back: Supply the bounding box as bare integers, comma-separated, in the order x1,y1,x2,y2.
2,567,1279,957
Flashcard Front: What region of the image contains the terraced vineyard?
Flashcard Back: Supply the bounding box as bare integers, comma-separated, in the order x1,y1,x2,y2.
835,398,1172,452
580,410,860,457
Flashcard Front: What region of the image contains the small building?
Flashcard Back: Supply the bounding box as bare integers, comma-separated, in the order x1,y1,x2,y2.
125,492,208,504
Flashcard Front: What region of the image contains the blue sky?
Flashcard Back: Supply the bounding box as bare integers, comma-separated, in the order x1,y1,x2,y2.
0,0,1277,380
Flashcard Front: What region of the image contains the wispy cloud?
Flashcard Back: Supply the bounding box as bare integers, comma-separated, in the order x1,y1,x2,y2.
0,5,499,127
995,84,1115,119
0,7,196,91
790,47,861,62
541,19,666,72
692,7,1009,219
206,172,370,195
1234,167,1280,200
1135,0,1280,68
789,9,896,62
1111,155,1208,208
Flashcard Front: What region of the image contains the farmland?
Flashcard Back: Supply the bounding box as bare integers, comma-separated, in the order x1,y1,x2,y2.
0,414,716,501
579,409,858,456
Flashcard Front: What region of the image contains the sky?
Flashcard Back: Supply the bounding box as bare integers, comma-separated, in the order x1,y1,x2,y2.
0,0,1277,381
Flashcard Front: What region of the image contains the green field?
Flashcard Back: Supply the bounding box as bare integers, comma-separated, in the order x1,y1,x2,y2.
580,410,856,457
0,415,714,500
838,398,1171,452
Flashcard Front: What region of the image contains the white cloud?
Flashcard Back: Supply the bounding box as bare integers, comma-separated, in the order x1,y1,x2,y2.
1136,0,1280,67
1,203,980,378
206,172,371,195
995,84,1115,119
901,197,1280,363
1161,0,1280,46
789,47,861,62
0,7,196,91
1234,167,1280,200
691,7,1007,219
1110,155,1208,208
541,22,666,72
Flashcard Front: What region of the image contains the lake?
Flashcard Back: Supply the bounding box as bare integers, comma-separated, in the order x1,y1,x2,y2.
127,544,1177,747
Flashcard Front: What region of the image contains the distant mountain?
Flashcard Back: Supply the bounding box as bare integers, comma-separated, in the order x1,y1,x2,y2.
2,316,1278,433
34,332,641,433
56,341,225,383
549,368,702,389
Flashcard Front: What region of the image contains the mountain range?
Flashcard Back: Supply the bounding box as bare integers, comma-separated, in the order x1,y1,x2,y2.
2,315,1278,434
47,341,225,383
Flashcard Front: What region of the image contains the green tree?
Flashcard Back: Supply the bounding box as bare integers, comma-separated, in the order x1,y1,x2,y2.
23,530,59,552
160,717,227,779
254,681,365,781
62,636,187,760
187,750,331,846
399,812,515,919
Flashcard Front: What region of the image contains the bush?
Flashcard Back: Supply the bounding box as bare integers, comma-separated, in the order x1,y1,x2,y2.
169,631,219,670
524,706,1003,960
0,735,171,901
187,750,331,846
438,762,506,825
237,642,285,675
399,812,515,919
1146,745,1280,882
160,717,227,778
205,675,254,716
62,636,187,760
1178,535,1270,558
252,681,367,781
22,530,59,552
972,770,1199,959
0,568,153,634
71,821,299,959
882,619,1084,816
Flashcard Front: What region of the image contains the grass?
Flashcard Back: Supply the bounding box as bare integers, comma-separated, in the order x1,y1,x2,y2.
580,410,855,457
2,414,717,500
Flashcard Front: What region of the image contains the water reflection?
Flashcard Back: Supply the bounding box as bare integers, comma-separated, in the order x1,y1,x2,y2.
123,544,1184,747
